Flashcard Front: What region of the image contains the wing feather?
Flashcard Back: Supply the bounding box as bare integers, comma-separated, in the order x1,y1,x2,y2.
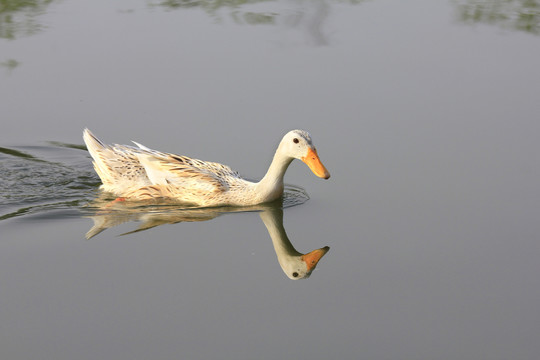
84,129,243,201
135,152,237,193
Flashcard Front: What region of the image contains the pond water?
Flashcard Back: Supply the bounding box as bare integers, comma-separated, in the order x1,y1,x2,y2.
2,1,540,359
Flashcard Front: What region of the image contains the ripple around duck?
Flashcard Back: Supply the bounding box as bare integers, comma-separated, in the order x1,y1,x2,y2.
0,144,100,221
0,143,311,223
282,184,310,208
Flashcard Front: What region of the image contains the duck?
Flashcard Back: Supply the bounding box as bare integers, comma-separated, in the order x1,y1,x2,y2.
83,128,330,207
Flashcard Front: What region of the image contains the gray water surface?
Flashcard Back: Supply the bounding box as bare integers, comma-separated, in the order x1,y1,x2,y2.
2,1,540,359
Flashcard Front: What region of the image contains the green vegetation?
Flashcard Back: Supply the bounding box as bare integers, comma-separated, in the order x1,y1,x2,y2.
0,0,55,39
454,0,540,35
0,58,19,69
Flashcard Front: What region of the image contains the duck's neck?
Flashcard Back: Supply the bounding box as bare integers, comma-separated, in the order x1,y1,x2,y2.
255,148,293,202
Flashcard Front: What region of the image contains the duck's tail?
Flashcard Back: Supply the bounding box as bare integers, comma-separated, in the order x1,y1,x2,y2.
83,128,114,187
83,128,106,155
83,129,151,193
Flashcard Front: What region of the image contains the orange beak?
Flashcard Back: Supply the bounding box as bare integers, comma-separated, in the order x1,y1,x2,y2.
301,148,330,179
301,246,330,272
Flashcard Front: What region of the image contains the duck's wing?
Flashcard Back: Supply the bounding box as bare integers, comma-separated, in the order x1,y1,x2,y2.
84,129,241,196
135,151,240,193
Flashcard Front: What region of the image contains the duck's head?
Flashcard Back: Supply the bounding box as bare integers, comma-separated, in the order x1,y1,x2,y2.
280,130,330,179
282,246,330,280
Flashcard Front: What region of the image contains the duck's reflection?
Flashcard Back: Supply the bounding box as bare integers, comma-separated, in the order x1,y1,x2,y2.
259,207,329,279
84,191,329,279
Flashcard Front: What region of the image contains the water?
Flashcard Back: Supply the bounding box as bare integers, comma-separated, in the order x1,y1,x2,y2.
2,1,540,359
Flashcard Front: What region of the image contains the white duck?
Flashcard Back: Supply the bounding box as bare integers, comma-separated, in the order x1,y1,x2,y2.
83,129,330,207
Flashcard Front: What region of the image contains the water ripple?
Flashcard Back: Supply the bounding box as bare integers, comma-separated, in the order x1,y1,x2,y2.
0,144,99,220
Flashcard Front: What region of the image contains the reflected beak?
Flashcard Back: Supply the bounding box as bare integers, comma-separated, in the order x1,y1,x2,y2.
301,246,330,272
302,148,330,179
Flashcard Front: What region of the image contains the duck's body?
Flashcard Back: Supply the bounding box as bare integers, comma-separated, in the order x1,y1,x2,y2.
83,129,329,207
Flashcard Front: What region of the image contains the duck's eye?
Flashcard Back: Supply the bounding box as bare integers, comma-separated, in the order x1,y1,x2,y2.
293,138,299,144
292,272,299,278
